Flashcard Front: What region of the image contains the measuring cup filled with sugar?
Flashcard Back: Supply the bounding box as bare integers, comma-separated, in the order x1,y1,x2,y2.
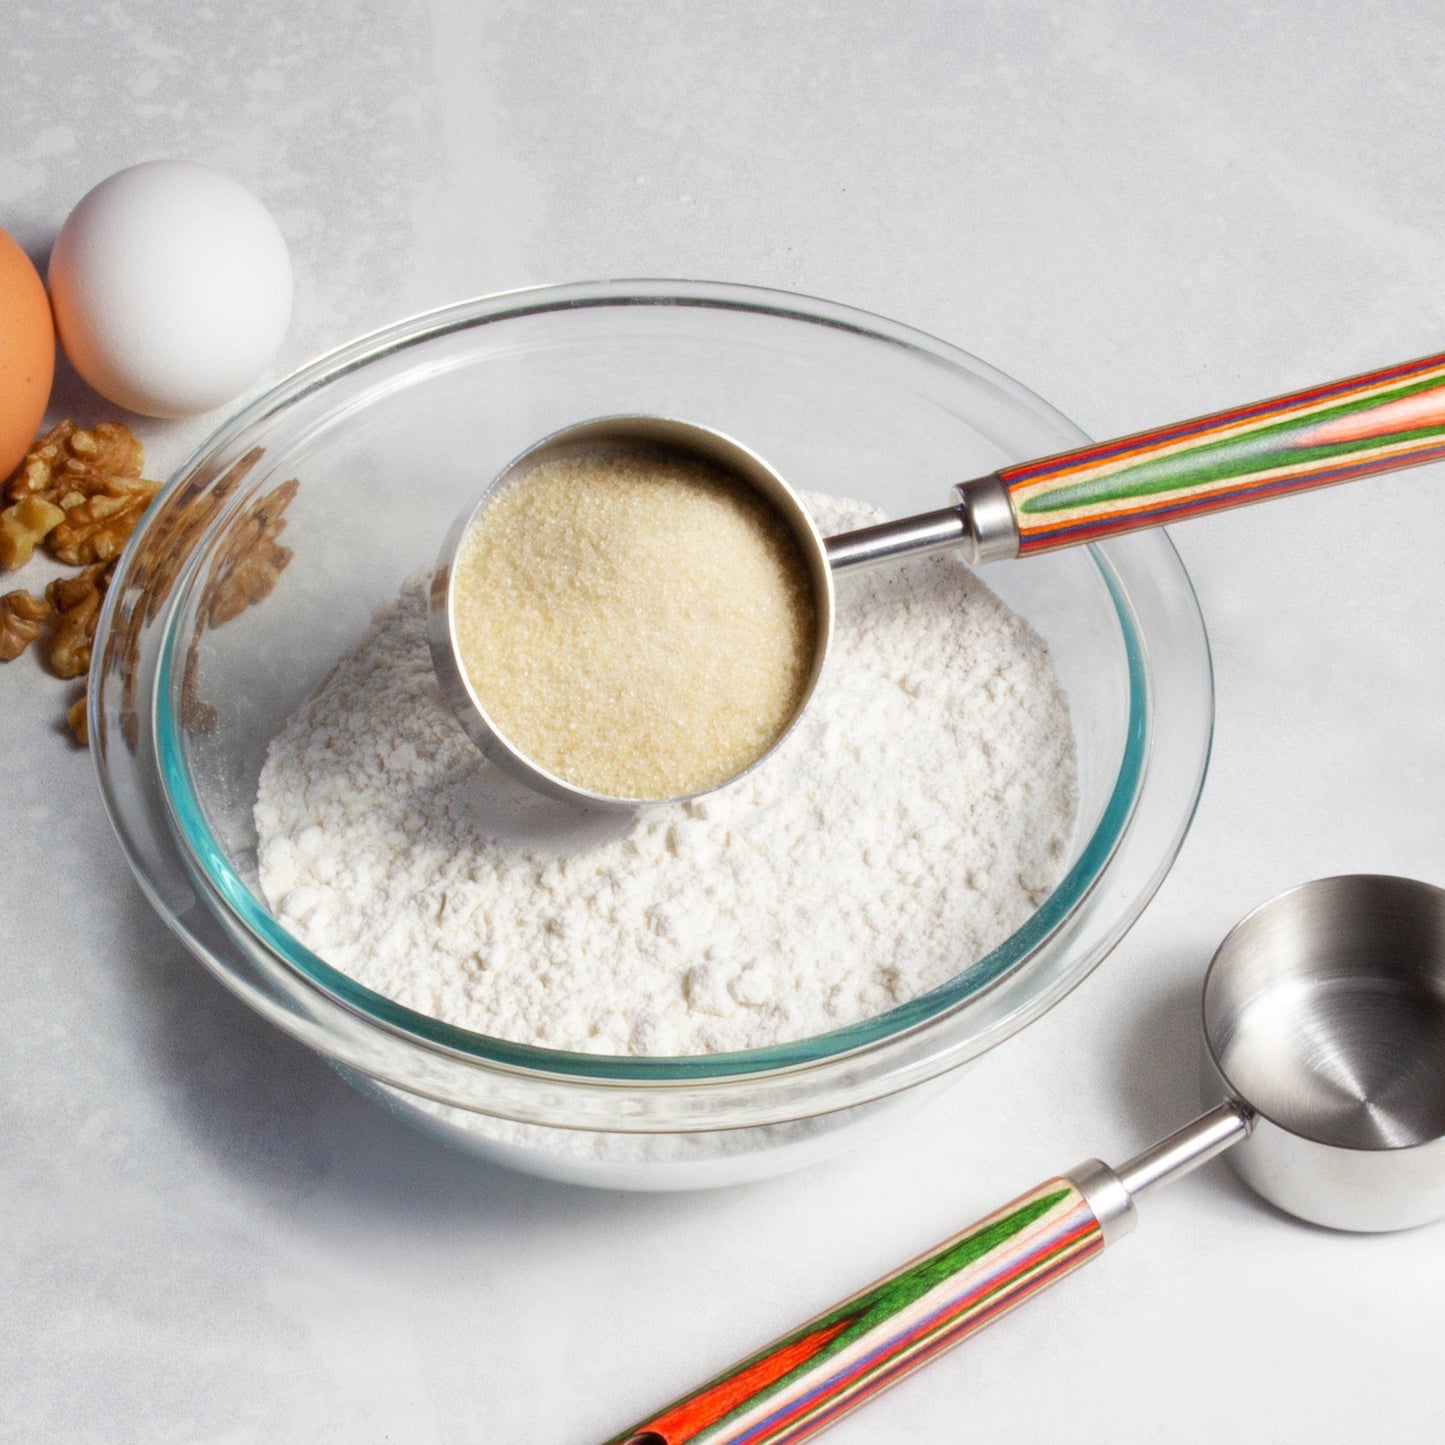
432,351,1445,809
429,417,834,809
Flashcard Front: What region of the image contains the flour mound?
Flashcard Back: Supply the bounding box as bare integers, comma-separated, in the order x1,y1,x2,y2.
254,493,1077,1056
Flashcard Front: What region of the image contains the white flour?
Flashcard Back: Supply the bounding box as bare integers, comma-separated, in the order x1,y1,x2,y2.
254,493,1077,1056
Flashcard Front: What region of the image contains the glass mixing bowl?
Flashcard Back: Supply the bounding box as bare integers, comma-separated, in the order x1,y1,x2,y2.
91,280,1213,1190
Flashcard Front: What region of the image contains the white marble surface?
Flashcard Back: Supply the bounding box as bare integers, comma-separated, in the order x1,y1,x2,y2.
5,3,1445,1440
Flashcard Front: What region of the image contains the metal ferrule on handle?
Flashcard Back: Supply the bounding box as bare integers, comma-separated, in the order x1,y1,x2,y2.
822,474,1019,572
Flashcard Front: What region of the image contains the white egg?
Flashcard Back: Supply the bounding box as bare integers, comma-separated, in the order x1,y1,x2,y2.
48,160,293,419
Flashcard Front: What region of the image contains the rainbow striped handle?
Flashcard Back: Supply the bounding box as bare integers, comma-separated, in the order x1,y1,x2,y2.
998,350,1445,553
603,1179,1104,1445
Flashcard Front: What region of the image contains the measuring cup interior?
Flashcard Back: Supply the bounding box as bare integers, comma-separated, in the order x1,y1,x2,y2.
1204,875,1445,1151
1201,875,1445,1232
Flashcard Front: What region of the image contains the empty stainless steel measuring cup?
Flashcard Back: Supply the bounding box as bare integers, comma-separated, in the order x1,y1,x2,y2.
606,874,1445,1445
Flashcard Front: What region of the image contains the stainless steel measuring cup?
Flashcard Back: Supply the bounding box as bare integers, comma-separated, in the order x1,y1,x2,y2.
428,416,835,809
434,349,1445,809
605,874,1445,1445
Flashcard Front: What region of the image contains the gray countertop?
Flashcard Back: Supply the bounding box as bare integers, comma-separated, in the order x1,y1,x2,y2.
5,3,1445,1441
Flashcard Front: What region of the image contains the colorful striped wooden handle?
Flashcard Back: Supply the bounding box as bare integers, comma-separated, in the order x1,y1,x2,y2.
603,1179,1104,1444
998,350,1445,553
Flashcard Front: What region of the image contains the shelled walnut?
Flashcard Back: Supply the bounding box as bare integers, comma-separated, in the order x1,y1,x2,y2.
1,421,161,744
47,476,161,565
3,420,299,749
5,421,145,506
2,420,158,568
66,690,89,746
45,562,111,679
0,496,66,570
0,589,52,661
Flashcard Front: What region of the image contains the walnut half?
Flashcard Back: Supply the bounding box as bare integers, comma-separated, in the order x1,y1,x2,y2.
0,496,66,570
6,420,144,506
46,563,111,679
48,476,161,566
0,588,52,661
3,420,157,569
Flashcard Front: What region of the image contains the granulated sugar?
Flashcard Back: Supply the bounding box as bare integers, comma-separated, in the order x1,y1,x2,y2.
254,492,1076,1056
452,447,818,799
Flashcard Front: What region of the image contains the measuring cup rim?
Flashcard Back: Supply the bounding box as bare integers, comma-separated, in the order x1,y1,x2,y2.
1200,871,1445,1156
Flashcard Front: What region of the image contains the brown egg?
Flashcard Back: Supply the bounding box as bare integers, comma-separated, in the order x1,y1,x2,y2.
0,228,56,479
